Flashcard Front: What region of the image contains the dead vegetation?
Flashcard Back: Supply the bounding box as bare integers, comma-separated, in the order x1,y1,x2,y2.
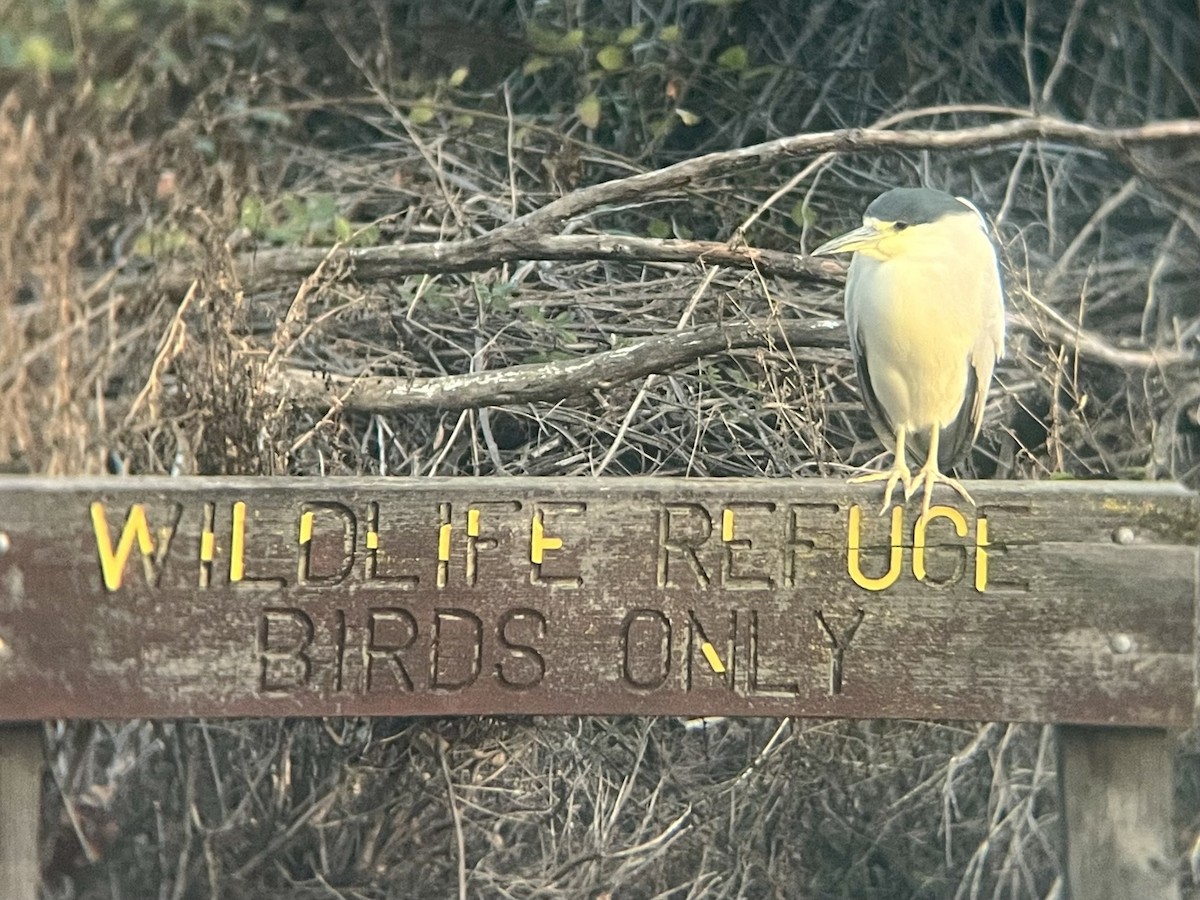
3,0,1200,897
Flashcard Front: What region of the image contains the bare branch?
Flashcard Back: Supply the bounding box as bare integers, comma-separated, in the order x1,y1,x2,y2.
227,234,842,288
266,318,847,413
514,116,1200,231
129,116,1200,296
265,292,1198,416
1017,290,1200,371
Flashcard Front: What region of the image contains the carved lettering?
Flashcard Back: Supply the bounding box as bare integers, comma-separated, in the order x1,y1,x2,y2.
363,501,418,588
230,501,286,589
746,611,799,696
621,608,671,689
437,503,452,588
784,503,836,588
199,501,215,588
976,504,1031,593
912,505,970,586
496,608,547,689
258,607,314,691
365,608,418,692
656,504,712,588
846,504,904,591
297,502,356,586
530,502,584,587
230,501,246,583
686,610,734,690
431,609,484,690
720,503,775,590
90,501,181,591
814,608,864,695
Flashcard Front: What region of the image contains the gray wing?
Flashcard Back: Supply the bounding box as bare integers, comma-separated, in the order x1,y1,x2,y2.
937,365,983,469
845,257,898,451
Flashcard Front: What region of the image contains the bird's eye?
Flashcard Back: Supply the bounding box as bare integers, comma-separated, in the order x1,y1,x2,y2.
894,222,909,231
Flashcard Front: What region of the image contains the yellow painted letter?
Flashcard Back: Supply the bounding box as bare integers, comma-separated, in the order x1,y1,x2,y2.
912,506,969,582
975,516,989,593
530,511,564,564
91,502,154,591
847,505,903,591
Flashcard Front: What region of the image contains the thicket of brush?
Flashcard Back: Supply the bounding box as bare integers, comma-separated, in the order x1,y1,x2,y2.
3,1,1199,897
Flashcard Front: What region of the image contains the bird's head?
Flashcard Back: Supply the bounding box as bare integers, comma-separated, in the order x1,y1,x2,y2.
810,187,986,262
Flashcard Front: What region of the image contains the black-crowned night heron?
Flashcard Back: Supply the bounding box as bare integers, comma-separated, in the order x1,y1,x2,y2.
811,187,1005,517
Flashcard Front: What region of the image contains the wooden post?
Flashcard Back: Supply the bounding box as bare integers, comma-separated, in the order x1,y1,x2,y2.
0,724,42,900
1058,725,1178,900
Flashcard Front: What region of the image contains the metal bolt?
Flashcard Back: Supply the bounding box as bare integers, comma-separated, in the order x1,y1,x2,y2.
1113,526,1135,545
0,532,9,554
0,635,10,662
1109,633,1135,654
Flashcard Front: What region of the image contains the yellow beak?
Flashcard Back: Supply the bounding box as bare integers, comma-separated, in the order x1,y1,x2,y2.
810,223,885,256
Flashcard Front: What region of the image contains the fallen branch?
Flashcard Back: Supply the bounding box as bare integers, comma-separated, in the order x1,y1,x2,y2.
266,318,847,413
267,301,1198,414
228,234,841,288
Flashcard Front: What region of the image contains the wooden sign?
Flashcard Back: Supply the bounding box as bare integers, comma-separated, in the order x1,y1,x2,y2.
0,477,1194,724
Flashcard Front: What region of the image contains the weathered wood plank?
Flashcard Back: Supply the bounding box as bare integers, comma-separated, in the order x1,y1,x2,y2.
0,725,42,900
0,477,1194,723
1058,726,1179,900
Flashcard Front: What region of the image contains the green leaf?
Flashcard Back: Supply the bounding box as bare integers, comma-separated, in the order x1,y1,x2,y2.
742,64,782,81
717,45,748,70
16,34,66,74
596,44,625,71
674,107,701,126
790,201,816,228
248,108,292,128
617,24,643,45
447,66,469,87
352,224,380,247
333,216,353,242
131,226,194,258
647,219,672,239
240,195,267,233
307,194,337,227
576,93,601,129
522,55,554,75
530,26,585,54
659,25,681,42
410,98,436,125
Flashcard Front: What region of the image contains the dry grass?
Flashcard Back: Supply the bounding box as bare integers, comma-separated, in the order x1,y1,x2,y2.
4,0,1200,897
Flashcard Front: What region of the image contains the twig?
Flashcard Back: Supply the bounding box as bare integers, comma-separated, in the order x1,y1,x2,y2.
1016,288,1200,370
1150,381,1200,479
123,280,197,427
437,737,468,900
594,263,724,475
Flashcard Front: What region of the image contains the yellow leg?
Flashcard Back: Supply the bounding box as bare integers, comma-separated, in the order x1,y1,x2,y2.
849,425,913,515
910,426,975,518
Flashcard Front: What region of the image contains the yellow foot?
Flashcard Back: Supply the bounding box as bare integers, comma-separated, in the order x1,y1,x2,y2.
909,466,975,518
849,463,913,515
